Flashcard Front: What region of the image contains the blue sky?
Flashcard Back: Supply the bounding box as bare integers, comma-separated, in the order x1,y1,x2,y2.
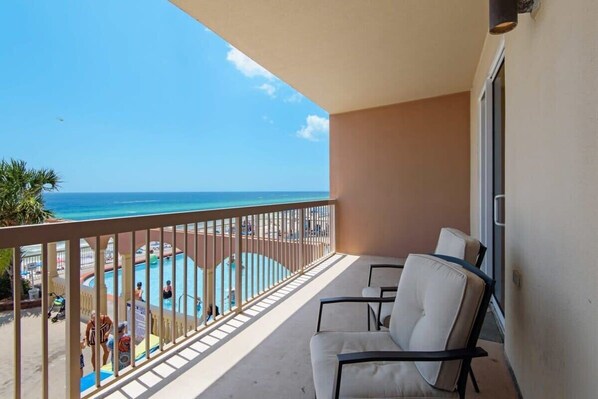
0,1,329,192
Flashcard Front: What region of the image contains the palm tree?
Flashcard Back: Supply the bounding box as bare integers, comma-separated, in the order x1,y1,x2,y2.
0,159,61,227
0,159,61,284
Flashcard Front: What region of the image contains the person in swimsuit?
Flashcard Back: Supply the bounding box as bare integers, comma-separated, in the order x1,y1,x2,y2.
162,280,173,300
135,282,144,301
85,311,113,370
206,304,220,321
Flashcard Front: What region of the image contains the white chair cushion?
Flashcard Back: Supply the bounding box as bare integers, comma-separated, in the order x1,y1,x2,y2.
389,254,485,391
362,286,394,327
310,331,458,399
434,228,481,265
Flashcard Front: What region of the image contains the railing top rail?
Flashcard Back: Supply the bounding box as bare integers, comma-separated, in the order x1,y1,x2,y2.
0,199,336,248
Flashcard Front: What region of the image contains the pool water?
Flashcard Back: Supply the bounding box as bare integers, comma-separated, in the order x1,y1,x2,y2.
85,252,287,315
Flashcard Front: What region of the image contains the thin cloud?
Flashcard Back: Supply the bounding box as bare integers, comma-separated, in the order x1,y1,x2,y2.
262,115,274,125
258,83,277,98
296,115,329,141
226,45,274,80
284,92,303,103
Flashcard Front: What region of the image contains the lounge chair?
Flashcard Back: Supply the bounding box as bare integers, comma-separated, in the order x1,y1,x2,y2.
363,228,486,330
310,254,494,399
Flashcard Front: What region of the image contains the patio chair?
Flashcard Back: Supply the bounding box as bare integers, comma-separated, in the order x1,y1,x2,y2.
363,228,486,331
310,254,494,399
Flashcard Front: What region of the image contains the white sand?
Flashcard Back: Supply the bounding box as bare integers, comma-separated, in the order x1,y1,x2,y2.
0,308,88,399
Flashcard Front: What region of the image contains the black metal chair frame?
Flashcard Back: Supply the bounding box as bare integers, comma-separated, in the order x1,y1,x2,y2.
316,255,495,399
363,245,487,393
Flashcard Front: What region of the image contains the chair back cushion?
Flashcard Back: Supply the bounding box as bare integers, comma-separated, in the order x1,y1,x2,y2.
434,228,481,265
389,254,485,391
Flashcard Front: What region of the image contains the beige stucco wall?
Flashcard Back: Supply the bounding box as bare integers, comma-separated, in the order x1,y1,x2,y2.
470,1,598,397
330,92,471,257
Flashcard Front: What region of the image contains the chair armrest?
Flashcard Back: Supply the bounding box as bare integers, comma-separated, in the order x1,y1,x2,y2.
317,296,395,332
368,263,404,286
379,286,398,295
332,347,488,399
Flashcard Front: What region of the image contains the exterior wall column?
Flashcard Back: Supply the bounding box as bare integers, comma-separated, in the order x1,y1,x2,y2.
48,242,58,292
119,253,133,321
97,249,108,314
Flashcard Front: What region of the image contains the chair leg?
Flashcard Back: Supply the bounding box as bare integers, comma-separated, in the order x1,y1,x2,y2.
469,367,480,393
367,305,371,331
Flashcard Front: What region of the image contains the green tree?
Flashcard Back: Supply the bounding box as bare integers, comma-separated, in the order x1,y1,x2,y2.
0,159,60,227
0,159,60,296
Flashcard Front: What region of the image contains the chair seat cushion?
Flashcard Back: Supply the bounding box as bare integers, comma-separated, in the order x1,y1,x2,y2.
310,331,458,399
362,286,394,327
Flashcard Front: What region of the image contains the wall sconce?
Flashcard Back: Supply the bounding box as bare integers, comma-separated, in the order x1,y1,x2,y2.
489,0,538,35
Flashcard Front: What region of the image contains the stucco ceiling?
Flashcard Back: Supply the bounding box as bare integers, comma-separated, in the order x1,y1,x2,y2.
170,0,488,114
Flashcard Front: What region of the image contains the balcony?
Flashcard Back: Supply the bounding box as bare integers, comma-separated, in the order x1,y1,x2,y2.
0,200,520,399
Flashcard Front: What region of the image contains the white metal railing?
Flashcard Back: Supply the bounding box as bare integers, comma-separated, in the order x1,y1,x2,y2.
0,199,335,399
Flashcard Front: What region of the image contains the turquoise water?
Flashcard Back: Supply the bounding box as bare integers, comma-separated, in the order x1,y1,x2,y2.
44,192,329,221
85,252,287,315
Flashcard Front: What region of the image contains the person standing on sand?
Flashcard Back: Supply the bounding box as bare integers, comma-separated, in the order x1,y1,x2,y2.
107,322,131,371
85,311,113,371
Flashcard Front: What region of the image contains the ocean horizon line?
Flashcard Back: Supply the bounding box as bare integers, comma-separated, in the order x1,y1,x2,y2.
43,191,331,221
45,190,329,195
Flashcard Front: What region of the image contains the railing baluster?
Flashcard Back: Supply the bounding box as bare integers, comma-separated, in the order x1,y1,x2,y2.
183,225,188,336
194,222,198,330
159,228,164,349
276,211,280,283
220,219,224,315
267,213,271,289
270,212,273,286
130,231,136,368
144,229,150,360
113,234,120,377
282,212,286,280
234,216,242,313
311,207,315,264
251,214,255,298
172,225,177,343
299,208,305,274
257,214,265,293
212,220,216,321
94,236,101,388
66,239,81,398
244,217,248,302
13,247,21,399
290,211,294,274
228,218,232,312
41,243,49,399
295,209,299,273
294,209,298,273
203,221,208,324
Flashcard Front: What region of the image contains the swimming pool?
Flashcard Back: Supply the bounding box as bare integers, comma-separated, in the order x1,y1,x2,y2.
84,252,287,315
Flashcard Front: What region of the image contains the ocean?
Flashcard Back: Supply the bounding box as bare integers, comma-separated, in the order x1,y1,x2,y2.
43,192,329,221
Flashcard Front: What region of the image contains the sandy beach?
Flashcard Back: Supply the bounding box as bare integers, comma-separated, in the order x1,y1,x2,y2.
0,308,89,399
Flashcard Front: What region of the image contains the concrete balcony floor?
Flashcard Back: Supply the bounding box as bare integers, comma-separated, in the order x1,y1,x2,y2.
95,254,518,399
